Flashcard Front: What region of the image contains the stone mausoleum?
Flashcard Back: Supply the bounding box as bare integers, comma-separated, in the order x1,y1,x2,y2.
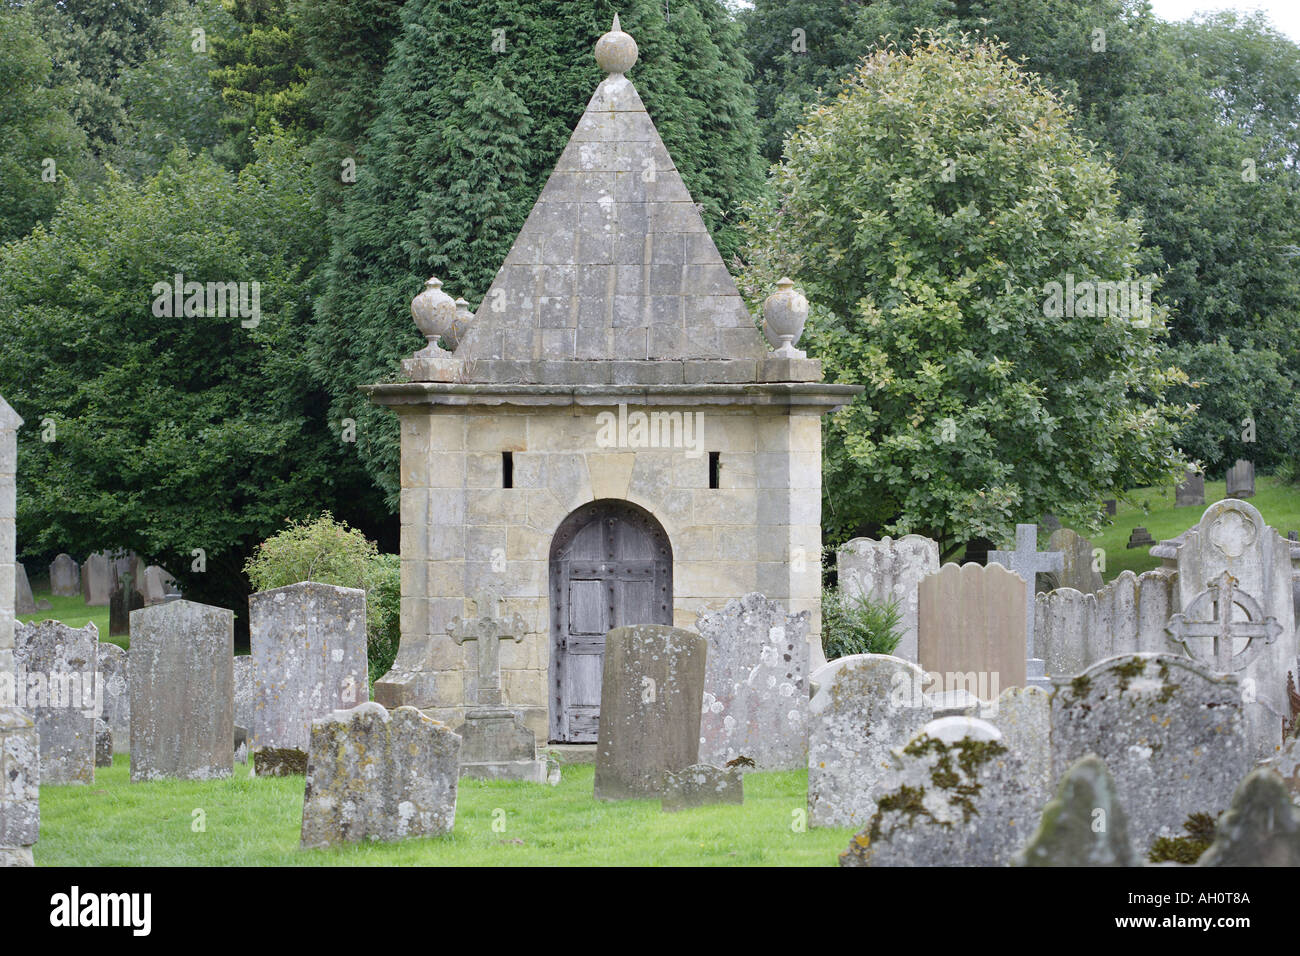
365,19,859,743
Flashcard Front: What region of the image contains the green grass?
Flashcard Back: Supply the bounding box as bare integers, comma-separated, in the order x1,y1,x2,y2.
36,756,851,866
18,591,118,647
1086,474,1300,583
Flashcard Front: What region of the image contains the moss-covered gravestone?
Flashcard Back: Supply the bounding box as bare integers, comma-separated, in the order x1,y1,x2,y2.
1014,755,1136,866
1198,768,1300,867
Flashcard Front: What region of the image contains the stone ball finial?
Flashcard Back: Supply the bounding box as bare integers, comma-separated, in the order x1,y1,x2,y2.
763,277,809,358
596,14,637,74
411,276,456,354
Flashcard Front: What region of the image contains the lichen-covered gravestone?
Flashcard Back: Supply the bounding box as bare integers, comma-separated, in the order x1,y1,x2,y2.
300,702,461,848
129,600,234,781
697,592,809,771
840,717,1041,867
97,641,129,754
1046,528,1104,595
1014,755,1136,866
981,685,1052,799
1050,653,1250,855
0,708,38,867
1197,768,1300,866
836,535,939,662
233,655,254,743
14,619,98,784
249,582,368,776
661,764,743,812
95,718,112,767
594,624,707,800
49,553,80,597
807,654,935,828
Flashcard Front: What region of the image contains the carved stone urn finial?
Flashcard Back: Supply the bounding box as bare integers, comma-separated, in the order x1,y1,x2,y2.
410,276,456,355
763,277,809,358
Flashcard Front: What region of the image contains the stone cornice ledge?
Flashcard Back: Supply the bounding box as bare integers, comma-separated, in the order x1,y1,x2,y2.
360,381,864,411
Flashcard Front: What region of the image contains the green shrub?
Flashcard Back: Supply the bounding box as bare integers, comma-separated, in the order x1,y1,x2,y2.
244,513,399,690
821,587,902,659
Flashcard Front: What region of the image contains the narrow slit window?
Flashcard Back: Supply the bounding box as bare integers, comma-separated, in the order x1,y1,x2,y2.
708,451,720,489
502,451,513,488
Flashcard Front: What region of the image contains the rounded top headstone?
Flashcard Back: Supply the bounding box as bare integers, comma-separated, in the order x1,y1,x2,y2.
595,14,638,74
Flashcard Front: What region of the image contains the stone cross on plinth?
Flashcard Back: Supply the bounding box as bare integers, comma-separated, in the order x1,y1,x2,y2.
1165,571,1281,674
989,523,1063,688
447,593,525,711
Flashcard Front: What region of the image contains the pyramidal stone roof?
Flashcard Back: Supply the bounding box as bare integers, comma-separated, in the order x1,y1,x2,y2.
0,395,22,432
448,17,774,387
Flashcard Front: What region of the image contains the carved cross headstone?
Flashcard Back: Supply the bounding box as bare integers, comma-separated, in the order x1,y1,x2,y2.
1165,571,1280,673
989,524,1064,685
447,593,525,709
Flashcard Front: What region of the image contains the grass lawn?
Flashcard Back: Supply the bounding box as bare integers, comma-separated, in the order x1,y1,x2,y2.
1085,475,1300,583
18,591,118,648
35,756,851,866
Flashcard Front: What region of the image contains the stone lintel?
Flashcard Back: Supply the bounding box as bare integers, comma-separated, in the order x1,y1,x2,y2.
362,380,862,412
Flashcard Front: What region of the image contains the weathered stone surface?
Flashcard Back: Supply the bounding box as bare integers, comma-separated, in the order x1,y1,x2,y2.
249,582,368,762
1225,459,1255,499
95,718,112,767
14,619,97,784
1046,528,1104,595
1015,754,1136,866
1176,468,1205,507
661,764,743,812
233,655,254,733
139,566,179,605
808,654,935,828
594,624,707,800
96,642,128,754
1035,568,1173,679
1152,499,1298,760
836,535,938,662
14,562,35,615
918,562,1027,690
697,592,810,771
1268,734,1300,806
1198,768,1300,866
49,553,79,597
254,747,307,777
981,685,1052,798
129,600,234,781
840,717,1040,867
300,702,461,848
1051,653,1251,854
81,551,111,606
0,707,39,859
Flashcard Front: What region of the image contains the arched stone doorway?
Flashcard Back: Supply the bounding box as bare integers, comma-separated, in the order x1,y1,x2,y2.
548,499,672,743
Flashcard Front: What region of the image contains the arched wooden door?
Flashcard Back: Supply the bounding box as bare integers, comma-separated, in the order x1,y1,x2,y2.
549,500,672,743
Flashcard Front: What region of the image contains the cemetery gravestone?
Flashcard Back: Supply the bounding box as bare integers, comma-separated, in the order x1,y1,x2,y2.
1047,528,1104,595
300,702,461,848
989,524,1062,685
95,718,112,767
594,624,707,801
1176,468,1205,507
840,717,1040,867
1126,527,1154,549
1103,499,1117,516
14,562,35,616
918,562,1027,690
1015,755,1136,866
981,685,1052,798
448,593,546,782
249,582,368,775
109,573,143,637
697,592,810,770
661,764,743,812
81,552,111,607
0,709,38,868
1197,768,1300,867
836,535,939,663
14,619,98,784
1225,459,1255,499
139,566,178,605
96,642,129,754
49,554,79,597
129,601,234,781
807,654,936,828
1050,653,1250,854
233,655,254,744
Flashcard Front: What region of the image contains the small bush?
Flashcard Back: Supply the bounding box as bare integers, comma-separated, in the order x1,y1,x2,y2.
244,513,399,690
821,587,902,659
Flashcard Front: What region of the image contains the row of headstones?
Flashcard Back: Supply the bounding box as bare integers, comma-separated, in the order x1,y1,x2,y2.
14,551,180,616
1176,459,1257,506
811,651,1300,865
